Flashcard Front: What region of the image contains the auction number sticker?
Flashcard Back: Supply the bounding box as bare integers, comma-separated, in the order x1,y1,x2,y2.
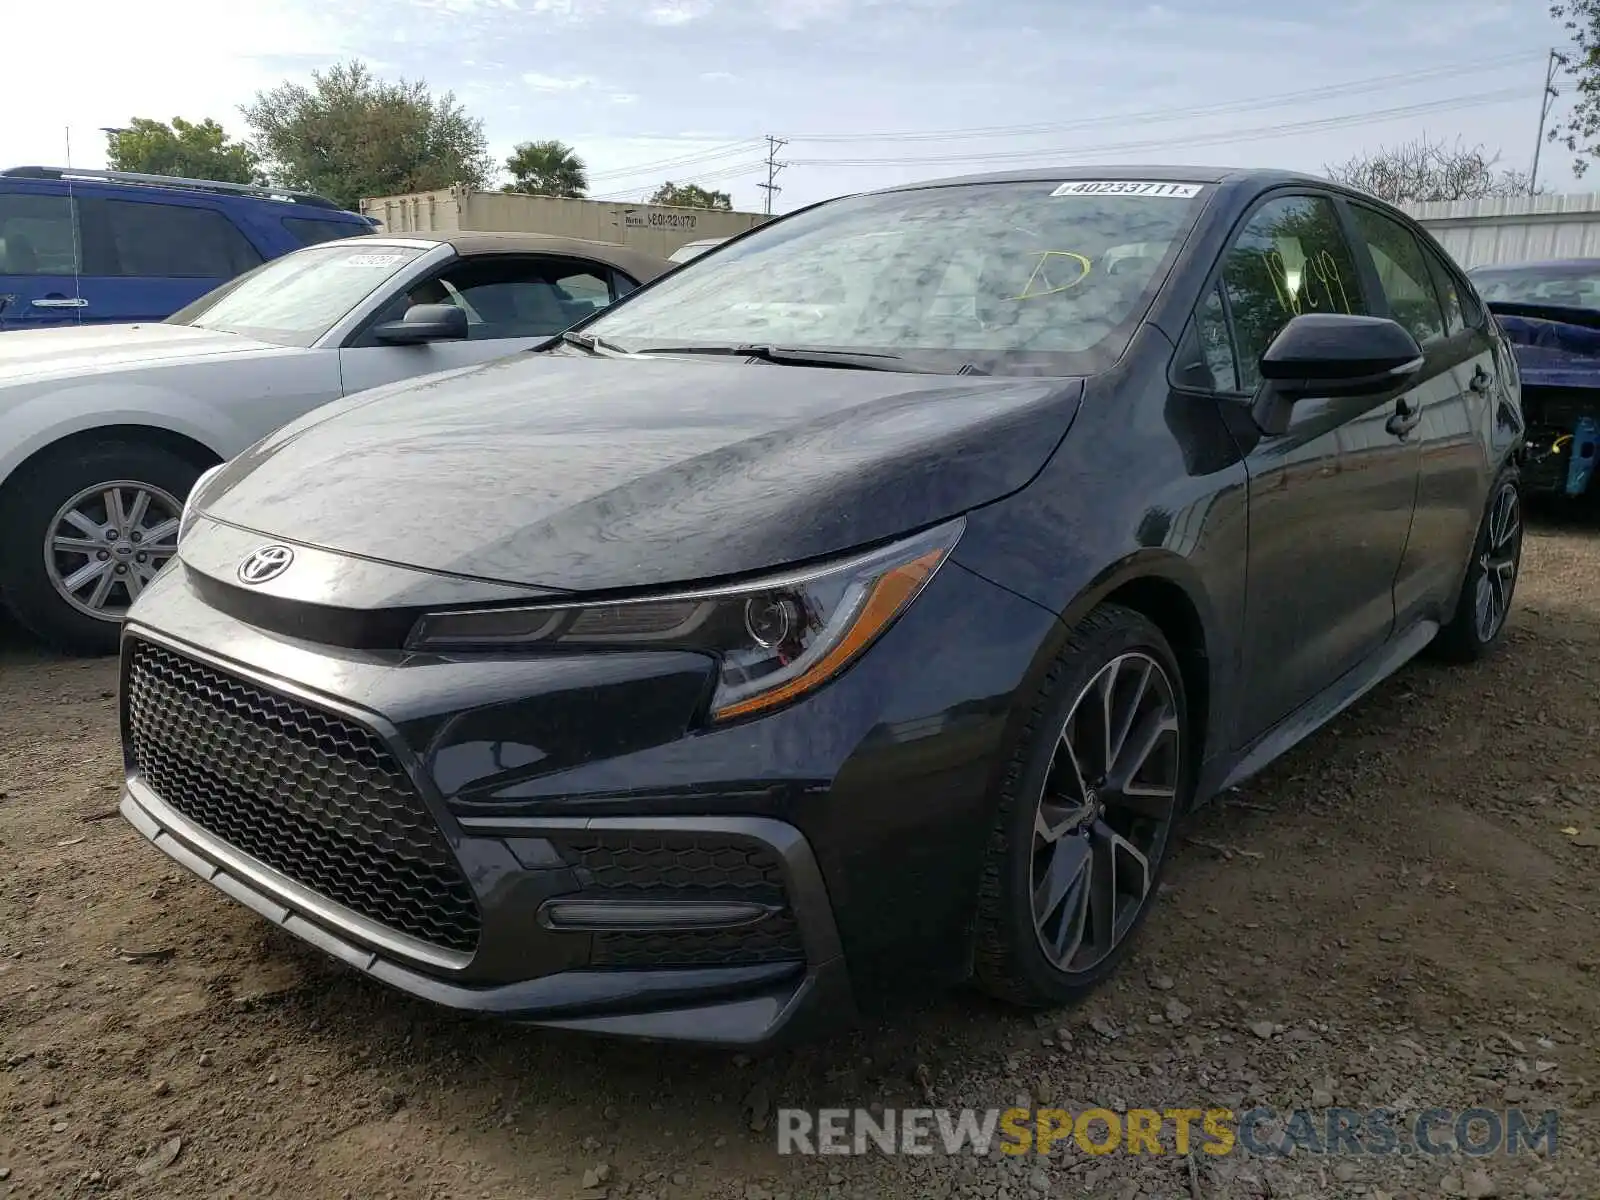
1050,181,1204,198
340,253,411,268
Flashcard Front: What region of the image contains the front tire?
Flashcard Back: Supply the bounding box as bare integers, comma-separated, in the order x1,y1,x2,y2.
973,604,1191,1008
0,440,202,656
1429,466,1522,664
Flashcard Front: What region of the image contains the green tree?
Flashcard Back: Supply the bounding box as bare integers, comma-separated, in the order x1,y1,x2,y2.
648,181,733,209
104,117,262,184
503,140,589,198
1552,1,1600,175
240,59,491,210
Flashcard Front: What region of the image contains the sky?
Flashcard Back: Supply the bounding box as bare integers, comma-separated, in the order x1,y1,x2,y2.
4,0,1582,213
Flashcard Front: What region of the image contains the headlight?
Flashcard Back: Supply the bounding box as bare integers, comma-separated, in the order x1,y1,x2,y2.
406,517,964,721
178,462,227,545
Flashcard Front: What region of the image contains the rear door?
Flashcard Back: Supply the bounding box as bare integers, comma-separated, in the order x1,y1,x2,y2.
1343,201,1485,627
337,254,631,395
0,185,85,329
76,193,264,324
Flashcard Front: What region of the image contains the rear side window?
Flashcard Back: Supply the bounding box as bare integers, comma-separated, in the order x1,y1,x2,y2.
283,216,371,247
80,197,263,278
1349,205,1447,347
1420,244,1466,336
0,193,78,275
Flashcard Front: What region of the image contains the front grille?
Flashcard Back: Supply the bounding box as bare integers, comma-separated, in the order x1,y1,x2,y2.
555,833,806,968
124,639,481,955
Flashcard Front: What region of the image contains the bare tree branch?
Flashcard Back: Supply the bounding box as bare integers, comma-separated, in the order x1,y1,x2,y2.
1323,135,1543,203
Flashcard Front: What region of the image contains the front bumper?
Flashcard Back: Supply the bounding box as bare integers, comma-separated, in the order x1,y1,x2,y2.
120,766,853,1044
116,545,1057,1045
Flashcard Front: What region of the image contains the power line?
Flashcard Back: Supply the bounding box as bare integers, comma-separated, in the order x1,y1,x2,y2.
779,49,1547,145
758,135,788,216
588,158,770,202
787,88,1531,169
582,138,766,184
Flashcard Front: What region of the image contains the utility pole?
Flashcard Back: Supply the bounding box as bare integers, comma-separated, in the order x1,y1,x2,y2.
758,135,788,216
1531,48,1561,195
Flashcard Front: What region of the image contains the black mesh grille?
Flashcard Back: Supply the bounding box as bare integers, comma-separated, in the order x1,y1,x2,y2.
124,639,481,955
556,834,805,968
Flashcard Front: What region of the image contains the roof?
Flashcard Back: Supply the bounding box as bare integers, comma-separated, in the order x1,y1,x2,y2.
1468,257,1600,272
436,230,672,282
1,166,351,212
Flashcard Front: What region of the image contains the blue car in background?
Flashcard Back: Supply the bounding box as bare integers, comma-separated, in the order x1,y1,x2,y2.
1471,258,1600,502
0,167,375,331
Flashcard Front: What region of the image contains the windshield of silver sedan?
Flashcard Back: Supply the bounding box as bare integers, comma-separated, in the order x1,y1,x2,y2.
166,242,429,348
580,180,1211,376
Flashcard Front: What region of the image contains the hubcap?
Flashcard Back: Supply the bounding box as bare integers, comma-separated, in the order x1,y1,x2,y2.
1031,652,1182,974
44,480,182,622
1473,484,1520,643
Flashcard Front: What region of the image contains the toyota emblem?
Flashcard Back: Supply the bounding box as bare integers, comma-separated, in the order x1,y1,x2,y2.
237,544,295,585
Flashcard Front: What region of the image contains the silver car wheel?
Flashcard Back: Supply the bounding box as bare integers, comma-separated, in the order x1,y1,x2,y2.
43,480,182,622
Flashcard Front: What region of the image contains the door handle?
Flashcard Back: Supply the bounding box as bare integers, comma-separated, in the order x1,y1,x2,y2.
32,297,88,308
1386,396,1422,438
1469,366,1494,393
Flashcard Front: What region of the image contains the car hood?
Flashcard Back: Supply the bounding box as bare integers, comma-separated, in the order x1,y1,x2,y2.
204,351,1084,593
0,322,276,382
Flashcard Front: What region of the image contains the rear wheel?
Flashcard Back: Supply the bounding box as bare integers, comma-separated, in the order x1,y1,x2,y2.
0,440,202,656
973,604,1191,1008
1429,467,1522,664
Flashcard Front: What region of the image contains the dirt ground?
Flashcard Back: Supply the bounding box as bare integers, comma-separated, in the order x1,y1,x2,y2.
1,514,1597,1200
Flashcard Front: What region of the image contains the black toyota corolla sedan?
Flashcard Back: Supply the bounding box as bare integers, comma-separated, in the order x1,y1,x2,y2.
118,166,1525,1045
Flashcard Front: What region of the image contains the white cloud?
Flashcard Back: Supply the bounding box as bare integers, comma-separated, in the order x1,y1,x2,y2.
646,0,713,23
522,72,596,90
700,70,738,82
610,93,640,105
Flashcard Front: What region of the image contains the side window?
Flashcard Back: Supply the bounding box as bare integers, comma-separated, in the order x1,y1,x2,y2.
1348,205,1447,346
0,193,79,275
79,198,263,278
362,256,619,343
283,216,371,247
1172,280,1239,392
1420,245,1465,336
1219,194,1367,392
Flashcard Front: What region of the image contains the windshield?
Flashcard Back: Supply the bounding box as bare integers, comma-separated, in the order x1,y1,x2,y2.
581,180,1210,376
1470,262,1600,309
167,242,430,347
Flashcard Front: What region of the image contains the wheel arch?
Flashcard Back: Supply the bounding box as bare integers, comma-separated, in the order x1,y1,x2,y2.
1054,552,1219,803
0,423,224,505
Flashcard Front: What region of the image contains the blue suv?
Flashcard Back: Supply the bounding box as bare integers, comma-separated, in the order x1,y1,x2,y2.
0,167,375,330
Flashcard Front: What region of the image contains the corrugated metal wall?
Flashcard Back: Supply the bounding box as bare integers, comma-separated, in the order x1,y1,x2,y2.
360,187,769,258
1401,193,1600,269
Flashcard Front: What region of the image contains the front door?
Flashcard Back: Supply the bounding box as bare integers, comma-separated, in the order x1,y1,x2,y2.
0,186,85,330
1208,192,1423,746
338,255,624,395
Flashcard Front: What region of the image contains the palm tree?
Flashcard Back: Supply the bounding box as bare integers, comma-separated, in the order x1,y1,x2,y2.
503,140,588,198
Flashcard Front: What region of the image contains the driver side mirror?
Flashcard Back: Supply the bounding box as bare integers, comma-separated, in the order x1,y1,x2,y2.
372,302,469,345
1250,313,1424,436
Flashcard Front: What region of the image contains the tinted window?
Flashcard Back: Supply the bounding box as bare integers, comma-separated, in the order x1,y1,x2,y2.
1420,244,1466,336
362,256,619,343
0,193,78,275
81,198,262,278
283,216,371,247
1172,280,1238,392
1349,205,1446,346
1219,194,1368,392
171,241,428,347
584,180,1211,376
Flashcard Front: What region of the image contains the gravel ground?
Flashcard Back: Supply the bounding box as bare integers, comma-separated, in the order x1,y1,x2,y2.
1,512,1597,1200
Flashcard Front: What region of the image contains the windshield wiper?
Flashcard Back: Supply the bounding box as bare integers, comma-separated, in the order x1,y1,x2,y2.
557,330,634,356
632,343,985,374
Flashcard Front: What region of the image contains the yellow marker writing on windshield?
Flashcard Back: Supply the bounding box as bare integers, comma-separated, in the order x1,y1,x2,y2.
1010,251,1092,300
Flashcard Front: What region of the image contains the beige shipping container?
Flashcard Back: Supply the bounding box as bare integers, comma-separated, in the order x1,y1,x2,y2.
360,187,769,258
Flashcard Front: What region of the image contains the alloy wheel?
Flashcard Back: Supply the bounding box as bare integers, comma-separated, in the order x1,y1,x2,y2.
1473,483,1520,643
43,480,182,622
1030,651,1182,974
